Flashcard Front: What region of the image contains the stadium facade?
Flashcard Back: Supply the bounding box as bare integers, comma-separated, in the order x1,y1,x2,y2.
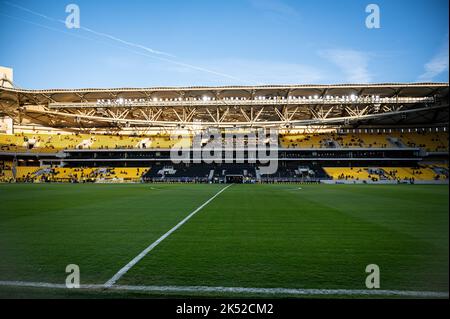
0,69,448,184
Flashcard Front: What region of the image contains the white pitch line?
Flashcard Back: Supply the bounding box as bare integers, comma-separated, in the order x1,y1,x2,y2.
0,281,102,290
0,281,447,298
103,184,233,287
110,285,449,298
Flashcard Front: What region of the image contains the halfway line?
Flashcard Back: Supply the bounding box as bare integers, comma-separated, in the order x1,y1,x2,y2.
103,184,232,287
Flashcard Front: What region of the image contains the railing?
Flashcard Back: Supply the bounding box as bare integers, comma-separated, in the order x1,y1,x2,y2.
49,96,435,109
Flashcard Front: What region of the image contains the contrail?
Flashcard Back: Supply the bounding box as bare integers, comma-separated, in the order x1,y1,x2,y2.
79,25,175,58
3,1,175,57
0,12,103,45
0,11,249,84
2,1,253,84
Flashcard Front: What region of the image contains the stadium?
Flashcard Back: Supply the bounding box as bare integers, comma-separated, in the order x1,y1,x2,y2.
0,78,449,185
0,0,448,303
0,65,448,298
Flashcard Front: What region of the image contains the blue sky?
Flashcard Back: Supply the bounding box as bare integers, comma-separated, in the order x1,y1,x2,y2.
0,0,448,88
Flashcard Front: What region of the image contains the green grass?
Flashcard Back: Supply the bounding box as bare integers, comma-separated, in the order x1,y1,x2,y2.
0,183,448,298
0,184,223,283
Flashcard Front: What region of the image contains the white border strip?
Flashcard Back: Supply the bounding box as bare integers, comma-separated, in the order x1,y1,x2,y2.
0,281,447,298
111,285,449,298
104,184,233,287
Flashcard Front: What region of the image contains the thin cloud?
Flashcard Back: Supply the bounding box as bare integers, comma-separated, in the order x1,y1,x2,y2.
417,35,449,82
2,1,175,58
1,0,251,84
202,59,323,85
139,59,323,86
249,0,299,17
319,49,372,83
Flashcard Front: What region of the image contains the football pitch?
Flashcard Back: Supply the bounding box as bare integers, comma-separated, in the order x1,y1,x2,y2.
0,183,448,298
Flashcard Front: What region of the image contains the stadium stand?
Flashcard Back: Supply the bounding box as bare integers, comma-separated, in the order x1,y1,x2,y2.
279,133,335,148
0,82,448,184
324,167,375,181
389,131,448,152
0,132,192,152
323,166,448,182
1,127,448,183
382,167,447,181
334,133,390,148
278,131,448,151
0,165,149,183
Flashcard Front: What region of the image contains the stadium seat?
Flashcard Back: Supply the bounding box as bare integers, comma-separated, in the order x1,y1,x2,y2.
0,132,192,153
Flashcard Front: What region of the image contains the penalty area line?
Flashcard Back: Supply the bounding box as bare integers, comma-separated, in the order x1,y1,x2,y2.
103,184,233,287
0,281,448,298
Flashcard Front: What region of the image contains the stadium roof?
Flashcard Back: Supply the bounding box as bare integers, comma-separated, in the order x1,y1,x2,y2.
0,82,448,100
0,83,448,129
